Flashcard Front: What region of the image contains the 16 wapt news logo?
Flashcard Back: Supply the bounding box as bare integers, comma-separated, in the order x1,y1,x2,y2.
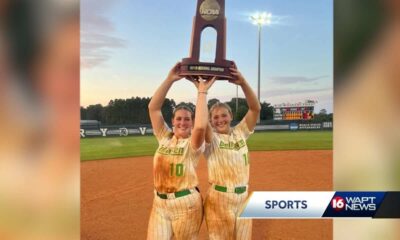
323,192,385,217
331,196,376,211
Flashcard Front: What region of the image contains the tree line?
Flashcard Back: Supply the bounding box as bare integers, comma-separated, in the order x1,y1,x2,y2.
80,97,275,125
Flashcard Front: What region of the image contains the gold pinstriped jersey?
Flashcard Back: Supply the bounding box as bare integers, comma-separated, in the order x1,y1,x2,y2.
153,123,203,193
204,119,253,187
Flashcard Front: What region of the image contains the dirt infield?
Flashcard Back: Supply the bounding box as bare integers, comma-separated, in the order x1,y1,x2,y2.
81,150,332,240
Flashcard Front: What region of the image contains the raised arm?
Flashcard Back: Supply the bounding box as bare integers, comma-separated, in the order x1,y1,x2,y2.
148,62,182,136
190,77,216,149
229,66,261,131
205,123,213,144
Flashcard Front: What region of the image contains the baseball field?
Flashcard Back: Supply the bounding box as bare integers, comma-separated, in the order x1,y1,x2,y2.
81,131,332,161
81,130,333,239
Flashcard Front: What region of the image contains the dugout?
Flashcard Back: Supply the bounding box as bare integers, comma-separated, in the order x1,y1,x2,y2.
80,120,101,130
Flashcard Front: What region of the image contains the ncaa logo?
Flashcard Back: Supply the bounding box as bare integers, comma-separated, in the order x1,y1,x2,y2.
331,196,345,211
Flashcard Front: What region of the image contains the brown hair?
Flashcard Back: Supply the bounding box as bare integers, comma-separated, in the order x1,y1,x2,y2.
209,102,233,118
173,103,195,120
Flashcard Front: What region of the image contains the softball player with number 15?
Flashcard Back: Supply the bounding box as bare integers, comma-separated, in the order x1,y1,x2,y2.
204,65,261,240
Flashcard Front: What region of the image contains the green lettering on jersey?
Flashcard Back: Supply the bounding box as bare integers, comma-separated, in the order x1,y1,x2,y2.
219,139,246,151
157,146,184,155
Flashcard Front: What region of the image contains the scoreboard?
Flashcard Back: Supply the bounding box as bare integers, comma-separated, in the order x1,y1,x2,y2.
273,101,316,121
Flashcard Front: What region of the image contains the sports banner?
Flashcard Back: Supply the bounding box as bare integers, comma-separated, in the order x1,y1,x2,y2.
240,191,400,218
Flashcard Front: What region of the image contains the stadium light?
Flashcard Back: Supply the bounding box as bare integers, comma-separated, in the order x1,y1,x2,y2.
250,12,271,123
250,12,272,26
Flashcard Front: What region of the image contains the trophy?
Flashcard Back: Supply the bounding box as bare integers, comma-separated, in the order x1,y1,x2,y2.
180,0,234,80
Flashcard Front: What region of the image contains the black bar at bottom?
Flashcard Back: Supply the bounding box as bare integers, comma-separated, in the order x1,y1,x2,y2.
373,192,400,218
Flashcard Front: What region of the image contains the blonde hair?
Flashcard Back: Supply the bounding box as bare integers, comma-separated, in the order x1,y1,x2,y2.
209,102,233,118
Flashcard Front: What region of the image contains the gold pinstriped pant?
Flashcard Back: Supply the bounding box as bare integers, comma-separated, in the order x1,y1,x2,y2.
204,187,252,240
147,190,203,240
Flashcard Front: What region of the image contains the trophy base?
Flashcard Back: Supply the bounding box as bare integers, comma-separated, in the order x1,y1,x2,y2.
180,59,235,80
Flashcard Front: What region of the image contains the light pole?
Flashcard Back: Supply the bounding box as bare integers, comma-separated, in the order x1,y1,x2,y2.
250,12,271,123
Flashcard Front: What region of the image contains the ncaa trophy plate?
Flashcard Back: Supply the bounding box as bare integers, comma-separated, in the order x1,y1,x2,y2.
180,0,234,80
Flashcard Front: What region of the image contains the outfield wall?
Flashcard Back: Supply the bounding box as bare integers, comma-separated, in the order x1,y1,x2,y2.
80,122,333,138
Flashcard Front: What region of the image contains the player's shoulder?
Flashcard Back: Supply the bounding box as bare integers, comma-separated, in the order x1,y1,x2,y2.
232,118,253,138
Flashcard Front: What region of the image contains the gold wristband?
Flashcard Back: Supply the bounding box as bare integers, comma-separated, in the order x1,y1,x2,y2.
198,91,208,94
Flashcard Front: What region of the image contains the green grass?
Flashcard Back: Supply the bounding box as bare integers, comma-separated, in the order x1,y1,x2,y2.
80,131,332,161
80,135,158,161
247,131,332,151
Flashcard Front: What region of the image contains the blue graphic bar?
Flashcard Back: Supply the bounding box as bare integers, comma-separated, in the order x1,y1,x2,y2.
240,191,400,218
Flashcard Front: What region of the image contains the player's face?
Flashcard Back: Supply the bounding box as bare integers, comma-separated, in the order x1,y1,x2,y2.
210,107,232,134
172,109,193,138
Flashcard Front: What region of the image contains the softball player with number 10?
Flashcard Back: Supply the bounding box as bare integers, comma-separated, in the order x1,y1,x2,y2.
147,62,216,240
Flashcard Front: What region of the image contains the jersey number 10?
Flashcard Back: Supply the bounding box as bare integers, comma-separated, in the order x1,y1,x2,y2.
170,163,184,177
